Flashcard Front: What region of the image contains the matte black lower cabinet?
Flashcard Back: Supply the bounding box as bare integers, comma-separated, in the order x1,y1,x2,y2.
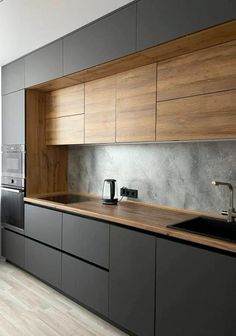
2,229,25,269
156,237,236,336
25,238,61,289
109,225,156,336
62,253,108,317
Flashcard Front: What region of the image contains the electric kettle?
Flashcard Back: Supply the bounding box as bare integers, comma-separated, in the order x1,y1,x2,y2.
102,179,118,205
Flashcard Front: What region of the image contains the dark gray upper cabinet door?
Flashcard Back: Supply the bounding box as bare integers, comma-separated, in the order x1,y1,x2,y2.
25,204,62,249
62,214,109,268
109,225,156,336
156,237,236,336
2,90,25,145
63,3,136,75
2,58,25,95
137,0,236,50
25,40,63,87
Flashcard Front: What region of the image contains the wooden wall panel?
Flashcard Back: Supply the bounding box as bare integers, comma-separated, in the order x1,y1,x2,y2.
157,40,236,101
46,84,84,118
85,76,116,144
156,90,236,141
26,90,68,196
46,114,85,145
116,64,157,142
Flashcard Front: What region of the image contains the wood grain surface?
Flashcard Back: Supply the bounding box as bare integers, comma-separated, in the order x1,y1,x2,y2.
85,75,116,143
116,64,157,142
157,40,236,101
24,195,236,254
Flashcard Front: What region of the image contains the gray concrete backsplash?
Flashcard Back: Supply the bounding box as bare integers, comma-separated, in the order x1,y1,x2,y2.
68,141,236,214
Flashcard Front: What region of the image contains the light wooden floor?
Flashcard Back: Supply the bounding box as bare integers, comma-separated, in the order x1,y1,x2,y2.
0,261,128,336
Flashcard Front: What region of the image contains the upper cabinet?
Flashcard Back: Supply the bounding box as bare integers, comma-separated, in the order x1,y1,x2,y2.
2,90,25,145
116,64,157,143
25,40,63,87
63,3,136,76
137,0,236,51
2,58,25,95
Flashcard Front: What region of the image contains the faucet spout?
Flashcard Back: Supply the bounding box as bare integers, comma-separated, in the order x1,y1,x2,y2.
212,181,235,223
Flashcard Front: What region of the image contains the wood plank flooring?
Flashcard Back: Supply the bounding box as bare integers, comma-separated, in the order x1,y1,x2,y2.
0,262,127,336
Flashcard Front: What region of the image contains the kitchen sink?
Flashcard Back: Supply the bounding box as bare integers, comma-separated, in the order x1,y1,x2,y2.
168,217,236,243
39,194,92,204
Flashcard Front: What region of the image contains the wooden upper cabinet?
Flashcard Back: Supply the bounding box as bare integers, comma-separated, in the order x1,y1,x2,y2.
116,64,157,143
156,90,236,141
46,114,84,145
85,76,116,144
157,40,236,101
46,84,84,119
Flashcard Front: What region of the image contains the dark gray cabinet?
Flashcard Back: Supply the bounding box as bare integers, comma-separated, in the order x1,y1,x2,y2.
2,90,25,145
2,58,25,95
2,229,25,269
25,40,63,87
62,253,108,316
156,237,236,336
137,0,236,50
63,3,136,75
25,238,61,289
109,225,156,336
62,214,109,268
25,204,62,248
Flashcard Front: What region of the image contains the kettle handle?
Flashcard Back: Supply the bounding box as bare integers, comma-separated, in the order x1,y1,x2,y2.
110,180,115,200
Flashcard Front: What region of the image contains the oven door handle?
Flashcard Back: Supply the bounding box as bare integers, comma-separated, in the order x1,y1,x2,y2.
1,187,21,193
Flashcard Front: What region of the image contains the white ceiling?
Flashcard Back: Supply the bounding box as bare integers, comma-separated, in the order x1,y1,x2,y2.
0,0,133,66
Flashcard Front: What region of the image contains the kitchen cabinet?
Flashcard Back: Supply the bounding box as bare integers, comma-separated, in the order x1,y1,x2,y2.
25,204,62,249
25,237,61,289
63,3,136,75
2,229,25,269
137,0,236,51
116,64,156,143
62,253,108,317
85,76,116,144
62,214,109,268
25,40,63,87
2,90,25,145
109,225,156,336
2,58,25,95
156,237,236,336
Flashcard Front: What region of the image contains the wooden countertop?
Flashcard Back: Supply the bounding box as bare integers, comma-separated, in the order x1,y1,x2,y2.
24,194,236,254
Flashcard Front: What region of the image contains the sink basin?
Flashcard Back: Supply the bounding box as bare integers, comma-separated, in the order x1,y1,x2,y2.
39,194,92,204
168,217,236,243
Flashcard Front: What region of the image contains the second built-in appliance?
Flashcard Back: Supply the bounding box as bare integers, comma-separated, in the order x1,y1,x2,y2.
1,145,25,232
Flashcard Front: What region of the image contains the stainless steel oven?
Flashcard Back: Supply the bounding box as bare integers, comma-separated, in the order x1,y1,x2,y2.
2,144,25,179
1,144,25,232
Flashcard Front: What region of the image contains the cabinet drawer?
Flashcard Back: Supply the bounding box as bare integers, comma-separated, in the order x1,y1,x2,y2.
62,253,108,317
25,204,62,248
62,213,109,268
2,229,25,269
25,238,61,289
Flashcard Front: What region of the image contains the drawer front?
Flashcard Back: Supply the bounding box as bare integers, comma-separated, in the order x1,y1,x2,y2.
2,59,25,95
2,229,25,269
25,204,62,248
62,213,109,268
62,253,108,317
25,238,61,289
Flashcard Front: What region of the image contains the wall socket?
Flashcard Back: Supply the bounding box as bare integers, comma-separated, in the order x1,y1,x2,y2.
120,187,138,199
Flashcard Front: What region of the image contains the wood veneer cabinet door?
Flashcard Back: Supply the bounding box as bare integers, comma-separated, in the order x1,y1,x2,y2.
46,84,84,119
46,114,84,145
156,90,236,141
116,64,157,143
85,76,116,143
156,237,236,336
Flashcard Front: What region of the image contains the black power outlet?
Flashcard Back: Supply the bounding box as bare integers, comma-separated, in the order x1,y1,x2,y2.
120,187,138,199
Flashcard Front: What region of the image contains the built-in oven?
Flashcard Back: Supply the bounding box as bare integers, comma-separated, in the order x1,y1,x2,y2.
2,144,25,179
1,144,25,232
1,186,24,233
